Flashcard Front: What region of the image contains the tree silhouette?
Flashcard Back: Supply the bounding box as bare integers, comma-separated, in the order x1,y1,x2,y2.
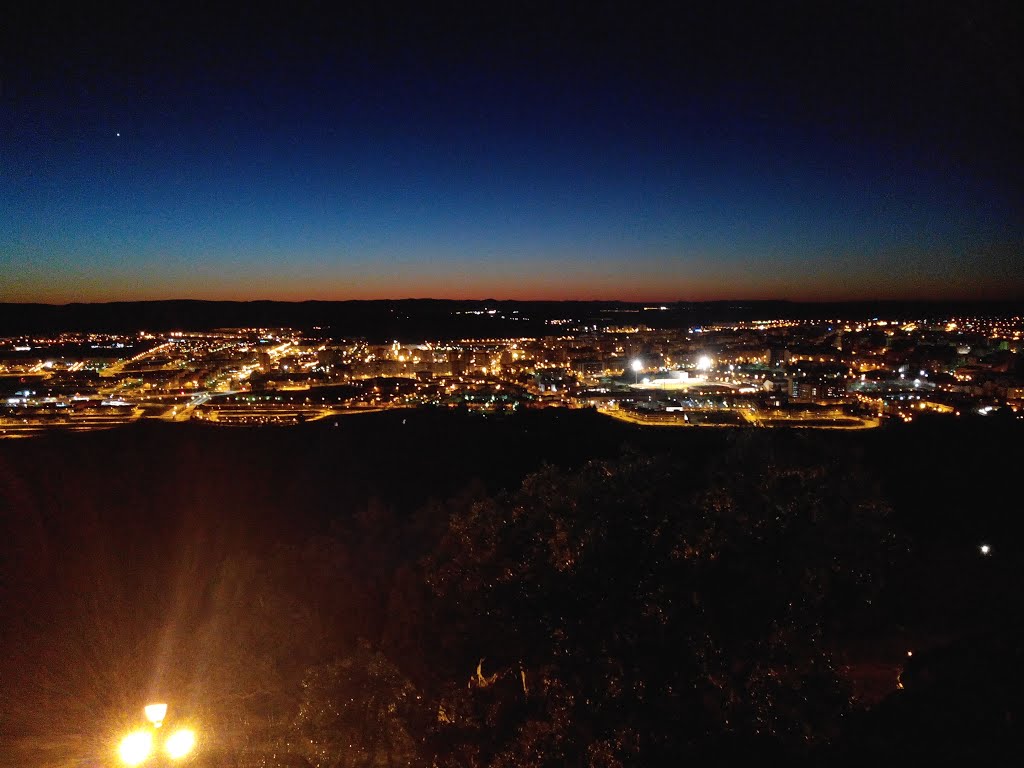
279,640,426,768
417,434,895,763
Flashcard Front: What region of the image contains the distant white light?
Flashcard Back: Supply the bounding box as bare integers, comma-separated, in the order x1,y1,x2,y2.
116,132,121,137
631,359,643,372
980,544,991,556
696,355,713,371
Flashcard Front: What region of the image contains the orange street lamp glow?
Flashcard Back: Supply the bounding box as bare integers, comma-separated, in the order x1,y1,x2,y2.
165,728,197,760
118,730,153,766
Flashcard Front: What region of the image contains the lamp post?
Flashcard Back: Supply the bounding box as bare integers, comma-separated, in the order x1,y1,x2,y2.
145,704,168,728
631,359,642,385
118,703,197,765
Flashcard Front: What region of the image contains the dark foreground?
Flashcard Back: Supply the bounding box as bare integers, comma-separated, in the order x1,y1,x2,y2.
1,409,1022,766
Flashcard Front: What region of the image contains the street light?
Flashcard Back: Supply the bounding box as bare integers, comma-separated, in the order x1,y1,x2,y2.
119,730,154,766
631,359,642,385
118,704,197,765
144,703,167,728
165,729,197,759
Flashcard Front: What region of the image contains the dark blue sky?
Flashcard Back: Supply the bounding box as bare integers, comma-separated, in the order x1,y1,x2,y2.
2,2,1021,302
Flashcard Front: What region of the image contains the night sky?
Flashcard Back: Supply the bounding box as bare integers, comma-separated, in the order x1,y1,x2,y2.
2,2,1021,303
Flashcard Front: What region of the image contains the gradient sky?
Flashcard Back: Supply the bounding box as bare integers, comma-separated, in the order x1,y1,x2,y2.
2,3,1021,303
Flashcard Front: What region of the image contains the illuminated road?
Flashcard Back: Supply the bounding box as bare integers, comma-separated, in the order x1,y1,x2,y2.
161,391,217,421
599,408,738,428
99,341,174,378
599,406,880,430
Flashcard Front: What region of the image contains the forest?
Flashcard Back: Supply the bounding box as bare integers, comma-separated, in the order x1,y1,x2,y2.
1,409,1021,766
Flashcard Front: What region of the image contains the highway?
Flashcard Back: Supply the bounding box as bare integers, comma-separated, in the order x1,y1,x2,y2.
99,341,174,378
162,391,218,421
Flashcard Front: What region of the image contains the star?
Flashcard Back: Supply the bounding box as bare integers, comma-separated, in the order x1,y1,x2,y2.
116,132,121,137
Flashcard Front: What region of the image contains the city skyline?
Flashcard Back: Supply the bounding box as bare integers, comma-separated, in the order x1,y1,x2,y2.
3,4,1022,303
3,310,1021,438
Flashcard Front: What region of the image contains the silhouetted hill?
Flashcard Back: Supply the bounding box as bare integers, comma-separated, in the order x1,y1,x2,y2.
1,299,1021,338
1,412,1022,765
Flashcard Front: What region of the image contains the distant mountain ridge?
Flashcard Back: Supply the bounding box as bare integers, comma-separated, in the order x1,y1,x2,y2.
0,299,1021,339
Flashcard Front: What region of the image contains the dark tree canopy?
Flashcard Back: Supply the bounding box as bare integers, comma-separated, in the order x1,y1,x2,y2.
3,416,1022,767
414,437,894,766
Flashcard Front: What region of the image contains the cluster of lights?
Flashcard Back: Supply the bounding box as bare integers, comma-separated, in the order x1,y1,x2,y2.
4,312,1022,437
117,704,197,765
119,729,196,764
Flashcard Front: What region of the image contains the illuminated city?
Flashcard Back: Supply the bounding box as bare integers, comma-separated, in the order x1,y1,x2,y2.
3,308,1022,437
2,3,1022,766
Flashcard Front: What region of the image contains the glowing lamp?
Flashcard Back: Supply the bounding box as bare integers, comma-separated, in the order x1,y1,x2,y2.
144,703,168,727
118,730,153,766
165,729,197,760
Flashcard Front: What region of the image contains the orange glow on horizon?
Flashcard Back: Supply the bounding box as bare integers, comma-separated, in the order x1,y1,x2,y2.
3,267,1020,305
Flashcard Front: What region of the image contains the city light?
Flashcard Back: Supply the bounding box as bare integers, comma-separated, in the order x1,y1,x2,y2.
2,313,1021,436
980,544,991,555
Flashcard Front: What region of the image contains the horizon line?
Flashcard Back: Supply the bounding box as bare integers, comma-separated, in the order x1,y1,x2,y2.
3,296,1024,307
